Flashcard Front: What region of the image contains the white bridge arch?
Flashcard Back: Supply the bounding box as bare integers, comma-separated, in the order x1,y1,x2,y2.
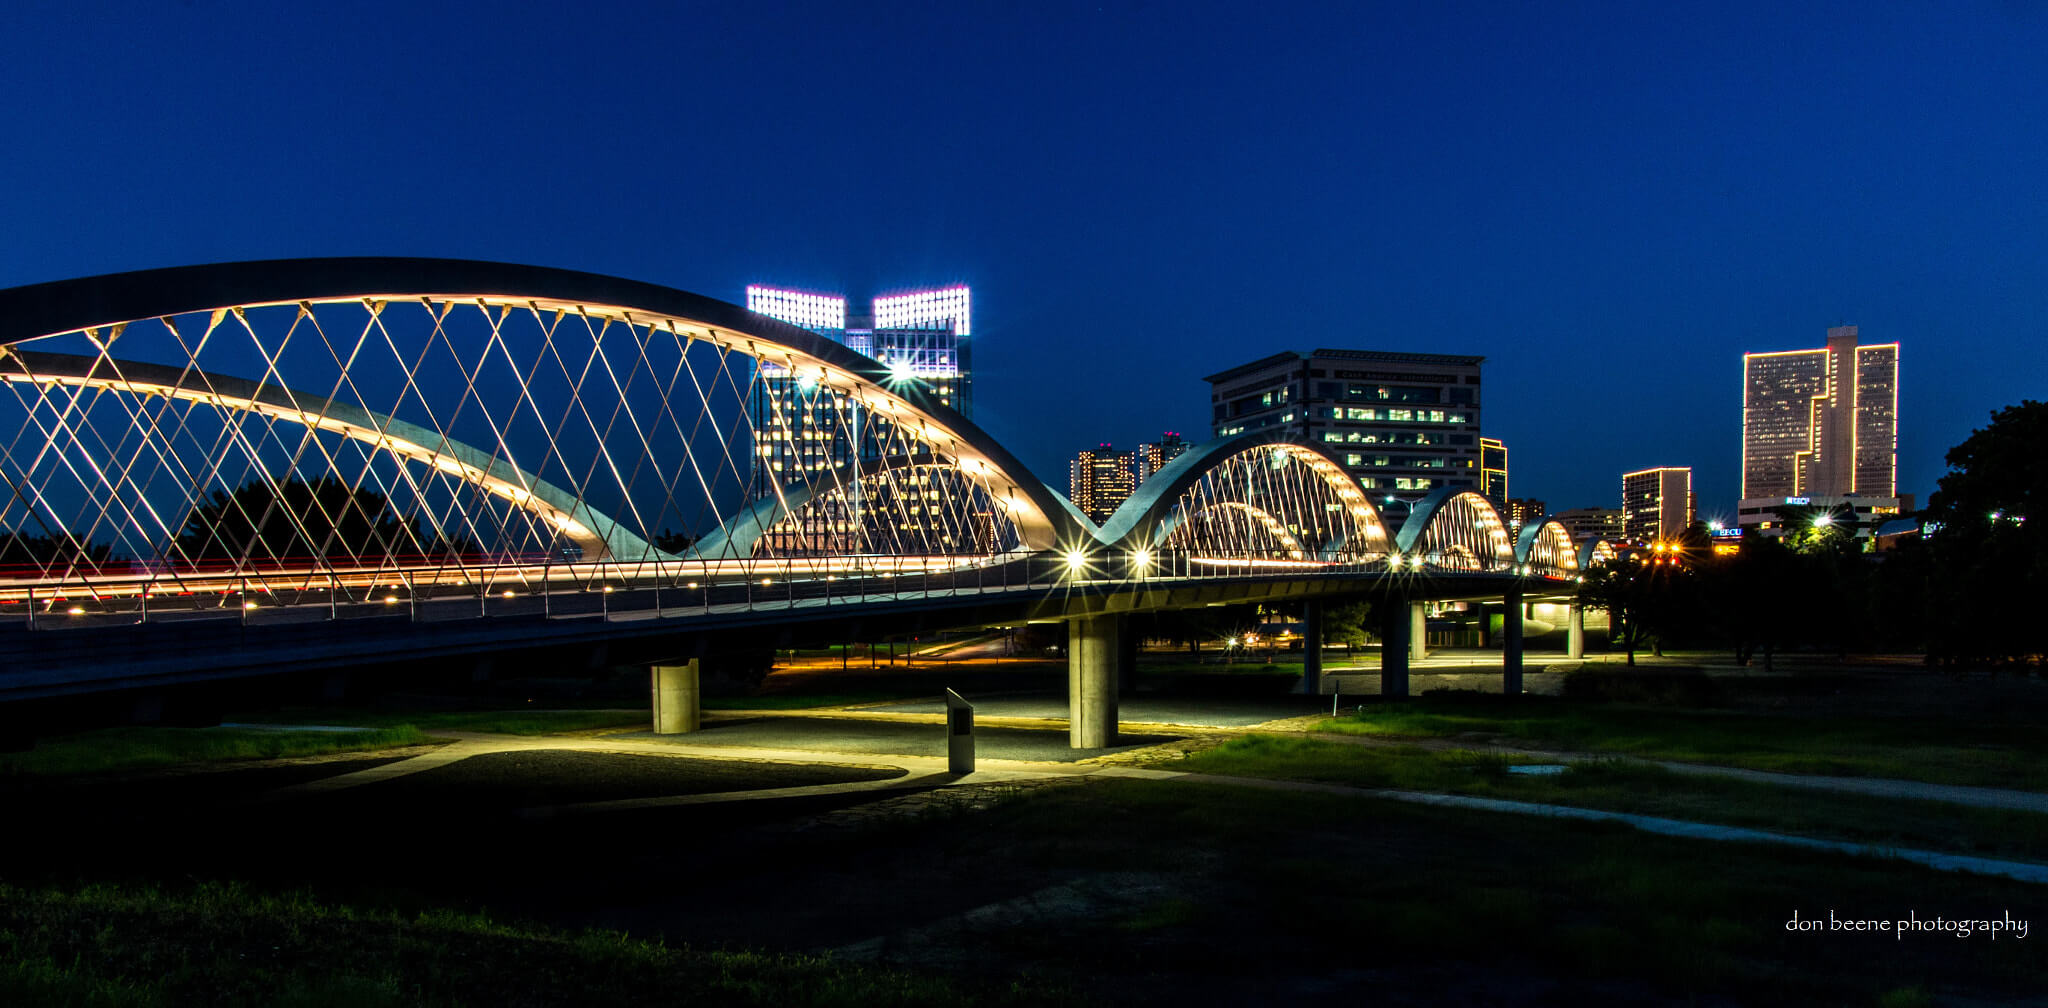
0,260,1610,620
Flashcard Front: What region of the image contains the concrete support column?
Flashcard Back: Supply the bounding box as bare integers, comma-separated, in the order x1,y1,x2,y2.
652,659,700,734
1567,604,1585,659
1409,602,1428,662
1379,599,1411,699
1068,615,1119,748
1502,588,1524,696
1299,600,1324,695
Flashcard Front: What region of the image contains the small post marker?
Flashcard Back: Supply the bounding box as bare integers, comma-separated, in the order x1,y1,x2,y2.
944,688,975,775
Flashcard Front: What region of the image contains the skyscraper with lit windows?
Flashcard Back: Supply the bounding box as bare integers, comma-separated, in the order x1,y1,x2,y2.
1205,349,1483,522
1738,326,1902,539
1069,444,1136,524
1621,467,1694,543
1742,325,1897,500
745,283,971,492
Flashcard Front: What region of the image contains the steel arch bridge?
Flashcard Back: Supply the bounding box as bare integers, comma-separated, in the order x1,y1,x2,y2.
0,259,1612,629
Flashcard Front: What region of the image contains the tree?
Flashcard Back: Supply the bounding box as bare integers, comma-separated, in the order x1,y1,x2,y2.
1577,530,1704,665
0,531,117,576
176,476,445,568
1697,531,1800,670
1921,400,2048,667
1322,599,1374,650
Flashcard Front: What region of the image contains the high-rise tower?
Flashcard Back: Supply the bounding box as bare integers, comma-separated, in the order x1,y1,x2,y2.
745,283,971,490
1737,326,1904,541
1742,325,1898,500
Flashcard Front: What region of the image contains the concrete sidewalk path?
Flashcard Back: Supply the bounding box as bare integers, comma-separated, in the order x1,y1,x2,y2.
260,723,2048,888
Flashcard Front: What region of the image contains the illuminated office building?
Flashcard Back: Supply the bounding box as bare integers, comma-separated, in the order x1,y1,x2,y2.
1739,325,1901,539
745,283,971,483
1504,497,1547,531
1621,467,1695,543
1480,437,1508,507
1554,507,1623,543
1742,325,1897,500
1207,349,1483,521
1135,431,1190,486
1069,444,1136,524
744,283,972,552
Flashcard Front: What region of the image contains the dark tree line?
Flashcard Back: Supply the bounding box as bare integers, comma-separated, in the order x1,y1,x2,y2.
1575,400,2048,671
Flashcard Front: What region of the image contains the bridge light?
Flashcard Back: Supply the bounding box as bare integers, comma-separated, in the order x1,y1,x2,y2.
1132,548,1152,569
686,582,699,589
602,585,615,593
385,595,399,604
243,601,258,610
502,590,516,598
67,606,84,615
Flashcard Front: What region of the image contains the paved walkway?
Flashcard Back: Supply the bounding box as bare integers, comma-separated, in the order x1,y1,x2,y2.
254,721,2048,888
1282,723,2048,814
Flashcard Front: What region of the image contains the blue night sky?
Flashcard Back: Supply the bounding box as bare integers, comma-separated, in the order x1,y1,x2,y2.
5,1,2044,520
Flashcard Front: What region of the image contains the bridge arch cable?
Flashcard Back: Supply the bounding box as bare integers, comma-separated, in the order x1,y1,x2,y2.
0,259,1074,615
1400,489,1516,572
1144,440,1390,568
1517,519,1580,579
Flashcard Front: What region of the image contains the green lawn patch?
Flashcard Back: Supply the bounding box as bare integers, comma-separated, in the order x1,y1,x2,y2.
0,725,431,777
239,706,647,736
948,777,2047,1004
0,880,1057,1007
1311,694,2048,790
1178,734,2048,864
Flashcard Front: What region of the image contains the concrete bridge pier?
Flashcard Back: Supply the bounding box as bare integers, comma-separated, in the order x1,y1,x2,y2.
1502,588,1524,696
1379,599,1411,699
1298,600,1324,695
1567,604,1585,659
1410,602,1428,662
652,659,701,734
1068,615,1120,748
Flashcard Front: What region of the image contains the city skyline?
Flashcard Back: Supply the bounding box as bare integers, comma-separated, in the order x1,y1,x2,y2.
5,4,2044,517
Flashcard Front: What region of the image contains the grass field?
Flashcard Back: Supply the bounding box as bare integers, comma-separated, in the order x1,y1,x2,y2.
1311,693,2048,790
0,724,432,777
0,881,1058,1007
914,777,2047,1005
1178,734,2048,863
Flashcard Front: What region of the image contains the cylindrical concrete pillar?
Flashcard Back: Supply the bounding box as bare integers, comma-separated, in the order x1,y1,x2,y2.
652,659,700,734
1409,602,1427,662
1380,600,1411,699
1068,615,1119,748
1567,604,1585,659
1300,599,1324,695
1502,589,1524,696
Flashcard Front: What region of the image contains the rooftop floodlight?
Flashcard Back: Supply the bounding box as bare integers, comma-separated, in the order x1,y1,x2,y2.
888,358,917,381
